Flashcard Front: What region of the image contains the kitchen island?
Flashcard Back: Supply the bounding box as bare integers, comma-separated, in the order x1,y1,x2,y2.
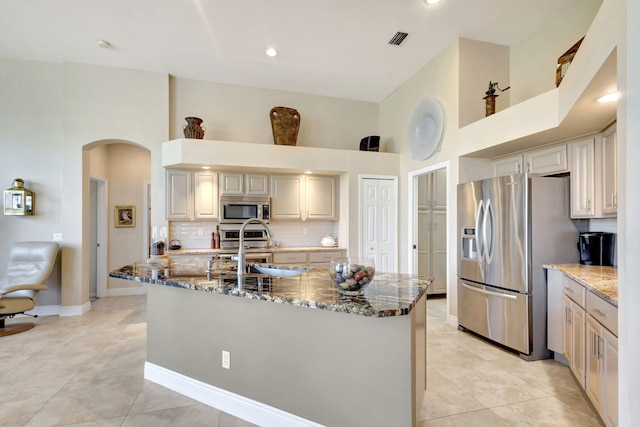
110,258,430,427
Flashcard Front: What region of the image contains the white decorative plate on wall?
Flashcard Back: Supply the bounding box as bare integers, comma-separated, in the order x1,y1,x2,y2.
406,98,444,160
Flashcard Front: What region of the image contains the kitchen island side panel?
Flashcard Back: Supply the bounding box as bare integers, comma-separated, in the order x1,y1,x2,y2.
146,284,424,427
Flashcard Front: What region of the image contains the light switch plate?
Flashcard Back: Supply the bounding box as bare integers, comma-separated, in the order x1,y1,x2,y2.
222,350,230,369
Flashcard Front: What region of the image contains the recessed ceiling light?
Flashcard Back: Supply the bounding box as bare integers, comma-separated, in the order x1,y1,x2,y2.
96,40,111,49
596,92,619,103
265,47,278,57
425,0,441,4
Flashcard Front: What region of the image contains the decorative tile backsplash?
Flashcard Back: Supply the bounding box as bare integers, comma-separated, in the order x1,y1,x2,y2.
169,220,340,249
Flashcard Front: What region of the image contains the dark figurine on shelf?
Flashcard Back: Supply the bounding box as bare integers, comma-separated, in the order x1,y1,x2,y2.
485,81,510,96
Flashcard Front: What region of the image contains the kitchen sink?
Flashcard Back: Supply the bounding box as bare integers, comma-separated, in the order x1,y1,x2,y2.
248,263,313,277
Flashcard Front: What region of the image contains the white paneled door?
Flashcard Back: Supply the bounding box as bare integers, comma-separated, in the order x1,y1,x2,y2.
360,176,398,273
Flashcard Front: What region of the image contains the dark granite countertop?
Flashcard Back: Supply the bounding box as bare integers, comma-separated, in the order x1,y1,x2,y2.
109,258,430,318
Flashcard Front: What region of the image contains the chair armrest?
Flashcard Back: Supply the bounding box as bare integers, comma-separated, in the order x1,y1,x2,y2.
0,283,48,296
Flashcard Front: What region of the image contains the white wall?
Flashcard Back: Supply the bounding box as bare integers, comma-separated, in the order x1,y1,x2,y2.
379,41,460,315
459,39,510,127
510,0,603,104
104,143,151,290
0,59,64,305
170,77,380,151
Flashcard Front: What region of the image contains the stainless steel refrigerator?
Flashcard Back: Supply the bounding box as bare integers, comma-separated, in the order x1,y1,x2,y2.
457,173,578,360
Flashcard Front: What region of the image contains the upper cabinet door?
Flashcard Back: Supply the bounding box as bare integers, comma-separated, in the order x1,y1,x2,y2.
600,125,617,216
305,175,337,220
524,144,568,175
219,172,244,195
492,154,523,177
245,173,269,196
270,175,304,219
432,167,447,210
570,138,596,218
166,170,191,219
194,171,219,219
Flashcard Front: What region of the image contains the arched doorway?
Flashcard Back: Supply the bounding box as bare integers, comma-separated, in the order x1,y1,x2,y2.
83,140,151,303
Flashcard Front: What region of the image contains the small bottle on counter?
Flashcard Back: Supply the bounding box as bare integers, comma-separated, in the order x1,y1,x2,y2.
213,225,220,249
211,232,216,249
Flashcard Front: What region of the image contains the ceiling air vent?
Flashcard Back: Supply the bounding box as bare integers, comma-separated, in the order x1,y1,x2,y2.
388,32,409,46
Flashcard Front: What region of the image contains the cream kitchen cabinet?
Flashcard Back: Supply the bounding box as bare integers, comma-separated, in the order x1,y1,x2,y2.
599,124,617,216
272,251,307,266
166,169,219,220
417,170,447,295
570,137,596,218
525,144,568,175
270,175,304,220
219,172,269,196
491,144,568,177
308,250,345,267
270,174,337,221
585,292,618,427
272,249,345,267
491,154,523,177
562,276,586,388
570,128,617,218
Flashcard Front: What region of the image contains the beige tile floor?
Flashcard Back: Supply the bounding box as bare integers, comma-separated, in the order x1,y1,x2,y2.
0,295,603,426
420,297,603,427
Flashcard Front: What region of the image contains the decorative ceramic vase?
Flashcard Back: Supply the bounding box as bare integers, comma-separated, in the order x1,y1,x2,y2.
483,95,498,117
269,107,300,146
183,116,205,139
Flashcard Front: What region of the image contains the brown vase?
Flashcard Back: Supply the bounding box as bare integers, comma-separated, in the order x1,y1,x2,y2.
269,107,300,146
183,117,205,139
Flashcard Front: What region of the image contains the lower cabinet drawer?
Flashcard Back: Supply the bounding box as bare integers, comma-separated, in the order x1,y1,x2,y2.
586,292,618,336
563,276,586,308
273,252,308,265
309,251,345,264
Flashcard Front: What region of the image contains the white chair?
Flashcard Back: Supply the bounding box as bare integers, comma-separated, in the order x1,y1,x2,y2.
0,241,58,337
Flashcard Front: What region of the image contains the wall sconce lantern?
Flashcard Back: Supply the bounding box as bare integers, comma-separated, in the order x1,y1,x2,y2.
3,178,35,215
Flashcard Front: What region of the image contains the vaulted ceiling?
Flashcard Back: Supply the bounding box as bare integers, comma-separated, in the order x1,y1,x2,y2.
1,0,583,102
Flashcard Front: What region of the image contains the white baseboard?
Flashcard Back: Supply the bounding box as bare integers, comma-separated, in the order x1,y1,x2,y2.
144,362,324,427
59,301,91,317
27,303,88,317
108,286,147,296
26,305,61,317
447,314,458,328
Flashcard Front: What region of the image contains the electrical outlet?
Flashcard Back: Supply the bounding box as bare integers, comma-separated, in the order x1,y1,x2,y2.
53,233,63,241
198,228,204,237
303,228,308,235
222,350,230,369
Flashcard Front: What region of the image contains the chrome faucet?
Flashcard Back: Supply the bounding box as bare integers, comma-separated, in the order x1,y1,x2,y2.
233,217,273,276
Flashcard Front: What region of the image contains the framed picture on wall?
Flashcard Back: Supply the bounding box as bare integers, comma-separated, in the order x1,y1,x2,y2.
115,206,136,228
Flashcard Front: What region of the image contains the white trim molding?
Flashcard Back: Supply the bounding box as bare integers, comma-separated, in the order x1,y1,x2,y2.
144,362,324,427
59,301,91,317
26,305,61,317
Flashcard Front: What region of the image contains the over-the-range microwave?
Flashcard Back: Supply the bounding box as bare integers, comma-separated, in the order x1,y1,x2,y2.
220,195,270,223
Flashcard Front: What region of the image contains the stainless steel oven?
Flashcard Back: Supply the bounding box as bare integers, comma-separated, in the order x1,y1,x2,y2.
220,195,270,223
218,251,272,264
218,222,272,264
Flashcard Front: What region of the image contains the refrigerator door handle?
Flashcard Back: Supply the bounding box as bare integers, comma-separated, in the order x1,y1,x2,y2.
460,282,517,300
483,199,494,264
475,200,485,259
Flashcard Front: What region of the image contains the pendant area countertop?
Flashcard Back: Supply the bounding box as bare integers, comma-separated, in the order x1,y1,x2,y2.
110,258,430,318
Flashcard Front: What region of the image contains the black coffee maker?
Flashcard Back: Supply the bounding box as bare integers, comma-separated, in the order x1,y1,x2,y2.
578,232,615,266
